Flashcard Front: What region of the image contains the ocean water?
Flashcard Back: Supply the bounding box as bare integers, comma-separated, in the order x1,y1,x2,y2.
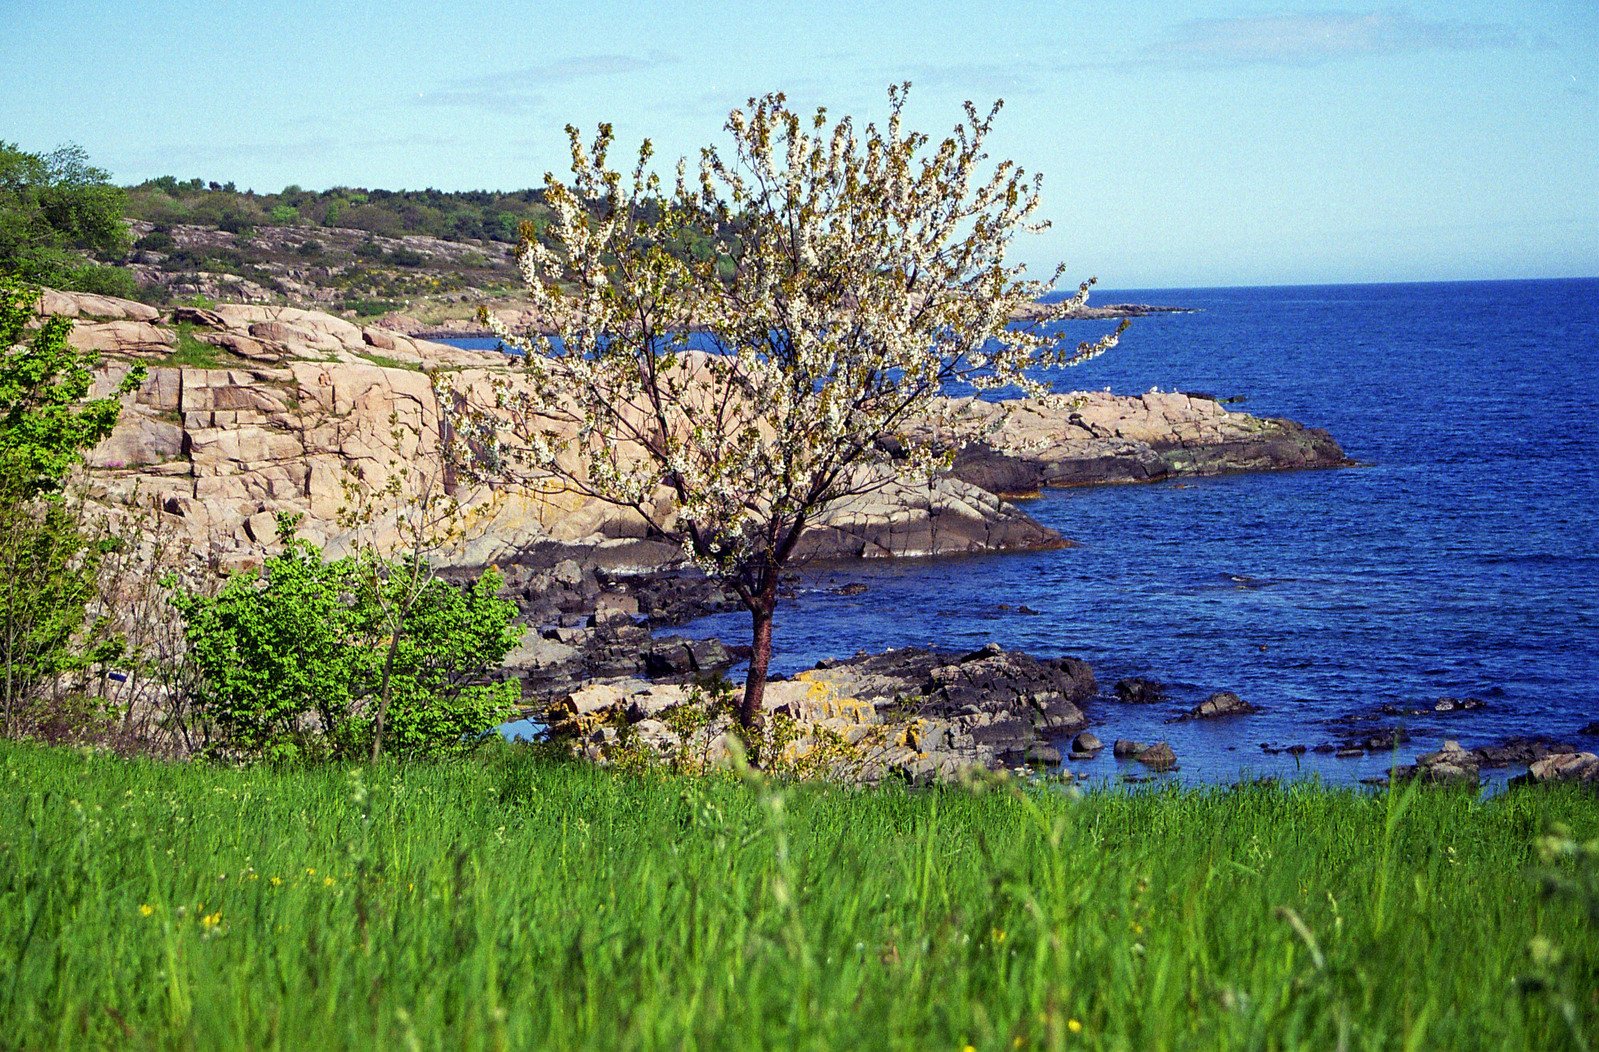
657,278,1599,783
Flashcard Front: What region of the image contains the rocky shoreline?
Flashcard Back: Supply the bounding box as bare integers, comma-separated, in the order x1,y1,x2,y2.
45,287,1590,788
473,547,1599,789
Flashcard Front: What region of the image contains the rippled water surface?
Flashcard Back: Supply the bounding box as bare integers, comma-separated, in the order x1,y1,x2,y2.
664,278,1599,783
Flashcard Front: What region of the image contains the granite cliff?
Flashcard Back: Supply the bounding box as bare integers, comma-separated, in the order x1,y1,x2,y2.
39,288,1350,574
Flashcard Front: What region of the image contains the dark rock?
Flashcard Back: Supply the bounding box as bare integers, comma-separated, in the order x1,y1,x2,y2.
1335,747,1365,759
1179,690,1258,721
789,644,1096,762
1580,721,1599,737
1113,739,1147,759
1113,677,1166,704
170,305,227,328
961,642,1006,663
1137,742,1178,771
948,442,1047,497
1072,731,1103,754
1470,736,1581,768
1023,744,1062,767
832,582,869,596
1337,729,1410,753
1285,744,1308,755
641,637,735,680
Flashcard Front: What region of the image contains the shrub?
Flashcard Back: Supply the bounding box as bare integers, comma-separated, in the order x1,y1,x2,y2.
0,491,121,738
1,275,144,496
132,229,176,253
0,274,143,737
170,517,521,762
214,209,253,235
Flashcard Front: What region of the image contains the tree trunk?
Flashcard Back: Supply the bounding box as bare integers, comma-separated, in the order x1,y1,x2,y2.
370,628,403,763
739,599,776,731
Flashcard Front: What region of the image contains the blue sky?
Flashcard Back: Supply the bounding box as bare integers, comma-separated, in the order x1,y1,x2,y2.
2,0,1595,288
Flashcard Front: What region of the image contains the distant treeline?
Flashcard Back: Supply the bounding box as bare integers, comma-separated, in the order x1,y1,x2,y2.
125,177,554,244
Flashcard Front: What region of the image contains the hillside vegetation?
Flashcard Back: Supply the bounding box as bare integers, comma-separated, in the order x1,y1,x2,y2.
119,178,557,319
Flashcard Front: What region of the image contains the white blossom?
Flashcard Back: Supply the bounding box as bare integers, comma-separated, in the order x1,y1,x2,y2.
441,88,1119,721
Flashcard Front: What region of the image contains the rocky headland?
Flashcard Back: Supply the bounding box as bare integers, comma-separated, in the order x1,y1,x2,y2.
53,287,1351,573
34,286,1467,784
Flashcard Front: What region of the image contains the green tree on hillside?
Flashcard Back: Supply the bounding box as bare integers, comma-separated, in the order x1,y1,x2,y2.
0,143,135,297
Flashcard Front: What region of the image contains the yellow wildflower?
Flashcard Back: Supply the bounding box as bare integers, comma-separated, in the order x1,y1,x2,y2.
323,876,335,887
1067,1019,1083,1034
992,927,1007,944
306,867,316,877
269,876,282,887
201,911,222,929
138,903,154,917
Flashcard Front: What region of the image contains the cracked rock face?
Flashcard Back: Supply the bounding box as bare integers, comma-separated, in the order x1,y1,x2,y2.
57,289,1071,570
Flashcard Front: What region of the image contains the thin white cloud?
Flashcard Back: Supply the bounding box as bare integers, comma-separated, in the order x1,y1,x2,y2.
413,53,677,112
1153,10,1545,67
882,8,1547,96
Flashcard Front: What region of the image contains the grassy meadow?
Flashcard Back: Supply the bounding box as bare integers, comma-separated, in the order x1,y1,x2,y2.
1,740,1595,1050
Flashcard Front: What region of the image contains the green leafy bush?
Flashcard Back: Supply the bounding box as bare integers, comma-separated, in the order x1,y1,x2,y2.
0,274,143,737
1,275,144,497
133,228,176,253
385,247,426,267
0,496,120,738
170,517,521,762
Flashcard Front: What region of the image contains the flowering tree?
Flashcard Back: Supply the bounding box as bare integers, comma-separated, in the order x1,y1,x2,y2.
448,85,1121,731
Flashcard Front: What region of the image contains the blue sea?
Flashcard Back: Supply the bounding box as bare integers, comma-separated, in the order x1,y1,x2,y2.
650,277,1599,783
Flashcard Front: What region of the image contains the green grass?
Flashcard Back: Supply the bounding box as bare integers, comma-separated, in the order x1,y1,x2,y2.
1,740,1594,1050
356,349,424,372
158,323,242,370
